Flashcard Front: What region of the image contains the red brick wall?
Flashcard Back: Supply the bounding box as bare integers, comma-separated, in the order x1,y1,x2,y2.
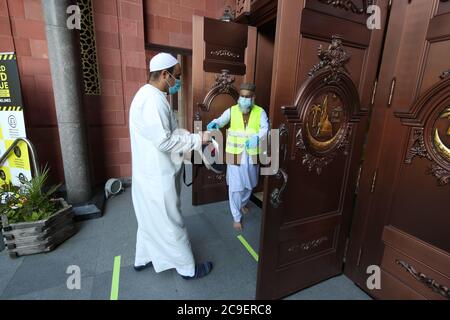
144,0,236,49
0,0,233,187
0,0,147,185
86,0,147,183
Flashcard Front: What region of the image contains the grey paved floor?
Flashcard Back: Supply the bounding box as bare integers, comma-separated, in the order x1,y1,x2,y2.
0,177,371,300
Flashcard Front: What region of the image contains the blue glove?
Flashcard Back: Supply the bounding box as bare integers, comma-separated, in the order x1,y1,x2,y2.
207,121,220,131
245,135,259,149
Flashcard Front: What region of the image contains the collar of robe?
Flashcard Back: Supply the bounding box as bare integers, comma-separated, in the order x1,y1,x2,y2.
147,84,172,110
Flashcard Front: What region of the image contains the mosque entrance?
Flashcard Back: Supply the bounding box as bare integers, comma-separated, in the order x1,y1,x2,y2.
190,16,258,206
190,0,450,300
190,0,386,300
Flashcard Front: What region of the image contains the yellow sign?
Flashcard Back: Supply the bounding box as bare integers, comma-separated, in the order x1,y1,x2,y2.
0,62,9,94
4,140,31,170
0,52,31,186
0,166,11,184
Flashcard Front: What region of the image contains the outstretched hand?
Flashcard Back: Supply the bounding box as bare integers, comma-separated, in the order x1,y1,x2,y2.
207,121,220,131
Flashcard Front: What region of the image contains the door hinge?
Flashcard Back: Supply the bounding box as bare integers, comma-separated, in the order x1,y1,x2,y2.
355,165,363,195
388,77,396,107
343,238,350,263
370,169,378,193
356,248,363,267
370,79,378,106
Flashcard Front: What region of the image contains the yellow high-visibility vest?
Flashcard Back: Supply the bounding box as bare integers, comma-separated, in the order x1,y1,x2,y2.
226,104,263,156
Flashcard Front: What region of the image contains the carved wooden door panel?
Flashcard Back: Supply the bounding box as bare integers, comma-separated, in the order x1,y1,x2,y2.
345,0,450,300
256,0,388,299
191,16,257,205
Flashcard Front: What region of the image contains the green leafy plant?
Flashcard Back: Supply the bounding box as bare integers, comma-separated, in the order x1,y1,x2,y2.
0,167,62,224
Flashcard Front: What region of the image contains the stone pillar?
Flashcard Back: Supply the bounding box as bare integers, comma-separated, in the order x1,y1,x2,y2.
42,0,92,204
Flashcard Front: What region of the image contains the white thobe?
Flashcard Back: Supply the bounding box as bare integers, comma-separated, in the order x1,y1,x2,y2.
211,108,269,222
129,84,202,277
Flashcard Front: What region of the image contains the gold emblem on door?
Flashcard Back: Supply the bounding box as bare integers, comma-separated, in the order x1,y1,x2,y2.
306,93,346,152
433,107,450,162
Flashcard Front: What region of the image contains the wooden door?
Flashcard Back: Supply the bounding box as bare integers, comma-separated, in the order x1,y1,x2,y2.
345,0,450,300
256,0,388,299
191,16,257,205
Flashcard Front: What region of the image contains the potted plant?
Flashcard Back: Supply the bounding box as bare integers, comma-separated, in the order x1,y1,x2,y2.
0,168,76,258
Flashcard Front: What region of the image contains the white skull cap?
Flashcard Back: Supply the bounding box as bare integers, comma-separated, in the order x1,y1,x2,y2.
149,53,178,72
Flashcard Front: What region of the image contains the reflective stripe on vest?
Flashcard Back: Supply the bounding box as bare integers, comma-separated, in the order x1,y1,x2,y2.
226,104,263,155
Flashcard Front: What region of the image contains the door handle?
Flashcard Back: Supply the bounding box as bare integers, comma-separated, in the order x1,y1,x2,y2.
270,168,288,208
270,123,289,208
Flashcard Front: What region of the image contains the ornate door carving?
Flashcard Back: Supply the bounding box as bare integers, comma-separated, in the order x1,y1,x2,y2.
256,0,387,299
283,36,361,175
397,78,450,186
347,0,450,300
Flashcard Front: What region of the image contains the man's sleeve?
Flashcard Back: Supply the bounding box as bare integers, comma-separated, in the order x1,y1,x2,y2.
213,108,231,128
140,97,202,153
258,110,269,139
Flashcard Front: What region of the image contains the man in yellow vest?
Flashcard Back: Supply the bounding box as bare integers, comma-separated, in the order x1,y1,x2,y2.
207,83,269,231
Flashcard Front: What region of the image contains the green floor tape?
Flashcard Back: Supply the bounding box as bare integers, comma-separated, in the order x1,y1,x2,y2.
237,235,259,262
110,255,121,300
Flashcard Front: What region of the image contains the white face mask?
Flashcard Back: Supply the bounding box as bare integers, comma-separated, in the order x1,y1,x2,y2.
238,97,253,113
165,72,181,95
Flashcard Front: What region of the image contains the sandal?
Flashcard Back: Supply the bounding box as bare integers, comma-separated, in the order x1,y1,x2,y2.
134,262,153,272
182,262,213,280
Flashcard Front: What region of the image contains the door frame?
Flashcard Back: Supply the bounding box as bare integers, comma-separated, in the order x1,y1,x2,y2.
191,15,258,205
235,0,278,27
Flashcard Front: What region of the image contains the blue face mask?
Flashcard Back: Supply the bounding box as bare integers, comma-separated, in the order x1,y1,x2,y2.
238,97,253,113
166,72,181,95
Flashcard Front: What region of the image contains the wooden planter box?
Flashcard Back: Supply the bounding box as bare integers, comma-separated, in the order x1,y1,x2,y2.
1,198,77,258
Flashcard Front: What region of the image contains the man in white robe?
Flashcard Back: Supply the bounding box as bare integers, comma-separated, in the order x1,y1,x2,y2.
129,53,213,279
207,84,269,231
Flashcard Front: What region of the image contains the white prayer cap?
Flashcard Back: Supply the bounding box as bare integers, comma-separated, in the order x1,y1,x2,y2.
149,53,178,72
